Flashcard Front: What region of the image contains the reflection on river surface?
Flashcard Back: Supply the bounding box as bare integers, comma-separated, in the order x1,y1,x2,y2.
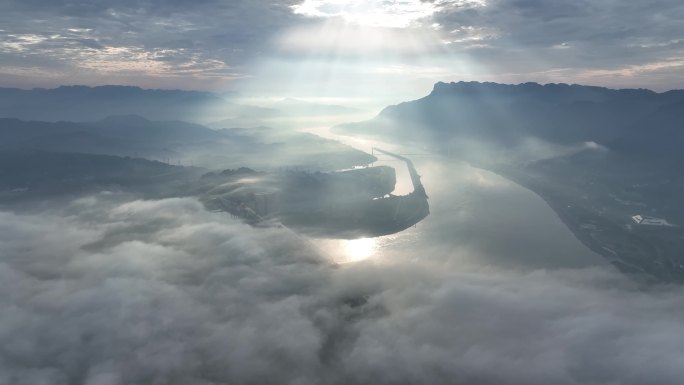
306,127,607,271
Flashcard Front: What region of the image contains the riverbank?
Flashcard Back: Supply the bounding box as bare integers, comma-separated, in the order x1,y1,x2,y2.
483,162,684,283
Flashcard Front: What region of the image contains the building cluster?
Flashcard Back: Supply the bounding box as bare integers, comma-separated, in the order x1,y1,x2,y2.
631,214,674,227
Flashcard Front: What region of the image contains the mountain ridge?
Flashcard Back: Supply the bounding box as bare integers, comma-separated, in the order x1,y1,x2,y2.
336,80,684,282
340,81,684,156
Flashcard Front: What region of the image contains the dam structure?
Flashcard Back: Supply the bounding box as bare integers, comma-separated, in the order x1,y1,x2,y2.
372,147,428,200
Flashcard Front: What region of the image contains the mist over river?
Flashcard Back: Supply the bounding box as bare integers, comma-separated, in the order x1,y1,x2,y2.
308,127,607,270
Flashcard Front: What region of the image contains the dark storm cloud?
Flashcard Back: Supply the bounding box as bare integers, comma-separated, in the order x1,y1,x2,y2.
3,193,684,384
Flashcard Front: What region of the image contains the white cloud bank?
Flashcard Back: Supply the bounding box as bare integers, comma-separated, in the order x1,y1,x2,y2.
291,0,486,28
2,194,684,384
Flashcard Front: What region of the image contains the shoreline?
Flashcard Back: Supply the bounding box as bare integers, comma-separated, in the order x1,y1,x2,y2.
481,163,675,282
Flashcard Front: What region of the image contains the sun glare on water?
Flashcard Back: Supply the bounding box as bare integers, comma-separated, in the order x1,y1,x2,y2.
315,237,379,264
342,238,377,263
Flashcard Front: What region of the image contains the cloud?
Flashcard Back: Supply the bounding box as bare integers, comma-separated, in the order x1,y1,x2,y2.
431,0,684,67
290,0,485,28
0,0,302,89
0,195,335,384
276,21,447,56
1,0,684,94
344,0,684,91
342,267,684,385
2,193,684,384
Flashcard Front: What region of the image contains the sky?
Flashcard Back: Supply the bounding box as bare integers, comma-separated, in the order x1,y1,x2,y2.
2,0,684,103
4,2,684,383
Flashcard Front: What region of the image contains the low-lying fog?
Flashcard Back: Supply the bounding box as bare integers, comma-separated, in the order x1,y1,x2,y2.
3,189,684,385
3,114,684,385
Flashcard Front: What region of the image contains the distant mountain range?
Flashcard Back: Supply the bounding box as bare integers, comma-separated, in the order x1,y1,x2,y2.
0,113,375,172
0,85,229,122
338,81,684,282
0,150,200,205
338,81,684,162
0,86,363,126
0,115,226,160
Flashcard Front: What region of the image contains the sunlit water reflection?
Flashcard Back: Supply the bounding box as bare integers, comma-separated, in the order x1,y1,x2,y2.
303,126,607,271
312,237,379,264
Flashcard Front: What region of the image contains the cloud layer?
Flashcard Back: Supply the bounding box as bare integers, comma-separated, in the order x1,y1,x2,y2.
1,0,684,92
0,0,301,89
3,193,684,384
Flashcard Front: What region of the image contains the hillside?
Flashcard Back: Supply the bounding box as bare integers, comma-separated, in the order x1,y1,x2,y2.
338,81,684,161
338,81,684,282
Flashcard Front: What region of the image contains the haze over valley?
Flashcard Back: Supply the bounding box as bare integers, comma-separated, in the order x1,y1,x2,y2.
3,1,684,384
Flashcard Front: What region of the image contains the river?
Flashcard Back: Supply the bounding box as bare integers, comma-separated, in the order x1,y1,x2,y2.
305,126,608,271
